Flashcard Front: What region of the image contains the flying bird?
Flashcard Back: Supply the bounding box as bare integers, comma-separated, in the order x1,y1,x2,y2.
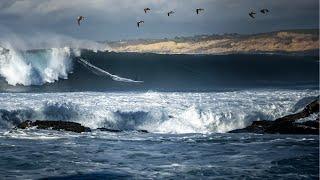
260,9,270,14
167,11,175,16
144,8,151,14
137,20,144,28
196,8,204,15
77,16,85,26
249,12,256,18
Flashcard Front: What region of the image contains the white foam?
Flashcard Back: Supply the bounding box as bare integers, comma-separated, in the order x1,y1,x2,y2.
78,58,143,83
0,90,317,134
0,47,73,86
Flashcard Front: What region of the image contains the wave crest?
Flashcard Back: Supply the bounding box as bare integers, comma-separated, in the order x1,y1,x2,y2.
0,47,73,86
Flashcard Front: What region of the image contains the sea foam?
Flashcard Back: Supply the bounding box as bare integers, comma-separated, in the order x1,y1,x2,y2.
0,47,73,86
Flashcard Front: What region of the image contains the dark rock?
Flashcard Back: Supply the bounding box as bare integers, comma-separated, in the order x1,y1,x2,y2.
96,128,149,133
97,128,122,133
291,96,319,112
137,129,149,133
17,120,91,133
229,99,319,135
229,120,274,134
274,99,319,124
17,120,33,129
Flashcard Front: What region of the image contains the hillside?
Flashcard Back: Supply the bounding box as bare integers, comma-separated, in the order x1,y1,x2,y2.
107,29,319,54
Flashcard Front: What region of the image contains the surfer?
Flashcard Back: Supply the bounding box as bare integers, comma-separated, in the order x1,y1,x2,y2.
249,11,256,18
167,11,175,16
137,20,144,28
144,8,151,13
77,16,85,26
196,8,204,15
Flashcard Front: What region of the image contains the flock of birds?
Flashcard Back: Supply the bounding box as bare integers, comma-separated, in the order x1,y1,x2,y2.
249,9,270,18
76,8,206,28
76,8,269,27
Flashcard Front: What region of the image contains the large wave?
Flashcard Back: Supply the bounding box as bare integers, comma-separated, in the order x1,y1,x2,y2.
0,46,141,87
77,58,143,83
0,46,318,92
0,46,73,86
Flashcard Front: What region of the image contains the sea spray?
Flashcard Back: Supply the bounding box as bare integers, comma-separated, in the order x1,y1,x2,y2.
0,47,73,86
0,91,317,133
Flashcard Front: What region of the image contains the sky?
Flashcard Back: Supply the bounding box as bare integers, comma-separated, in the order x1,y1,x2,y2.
0,0,318,41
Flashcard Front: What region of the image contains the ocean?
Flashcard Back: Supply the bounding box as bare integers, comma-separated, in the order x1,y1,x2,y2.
0,47,319,179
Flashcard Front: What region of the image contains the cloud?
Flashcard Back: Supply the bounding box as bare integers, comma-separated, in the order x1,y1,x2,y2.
0,0,318,42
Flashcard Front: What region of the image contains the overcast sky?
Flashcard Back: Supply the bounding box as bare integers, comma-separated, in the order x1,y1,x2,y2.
0,0,318,41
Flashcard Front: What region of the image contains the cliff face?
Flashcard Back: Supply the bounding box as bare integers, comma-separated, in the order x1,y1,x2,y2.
108,30,319,54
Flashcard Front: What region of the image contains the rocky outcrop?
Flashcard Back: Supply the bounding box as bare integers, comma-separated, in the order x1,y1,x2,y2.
16,120,149,133
97,128,122,133
229,99,319,135
17,120,91,133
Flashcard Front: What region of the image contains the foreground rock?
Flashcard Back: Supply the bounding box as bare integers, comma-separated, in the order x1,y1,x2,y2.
16,121,149,134
17,120,91,133
229,99,319,135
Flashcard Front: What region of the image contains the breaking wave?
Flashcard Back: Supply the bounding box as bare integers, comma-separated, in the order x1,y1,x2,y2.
0,46,73,86
0,104,272,133
0,47,318,92
0,92,318,133
0,46,141,87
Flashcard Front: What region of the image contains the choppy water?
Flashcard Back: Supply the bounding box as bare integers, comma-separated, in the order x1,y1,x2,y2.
0,90,319,179
0,130,318,179
0,47,319,179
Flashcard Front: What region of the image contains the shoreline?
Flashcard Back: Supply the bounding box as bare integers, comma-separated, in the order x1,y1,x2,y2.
107,29,319,55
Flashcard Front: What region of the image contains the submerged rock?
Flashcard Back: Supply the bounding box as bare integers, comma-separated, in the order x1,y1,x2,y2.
137,129,149,133
97,128,122,133
229,99,319,135
96,128,149,133
17,120,91,133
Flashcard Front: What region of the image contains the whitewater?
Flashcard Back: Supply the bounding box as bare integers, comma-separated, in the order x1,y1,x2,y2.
0,46,139,86
0,90,318,134
0,45,318,179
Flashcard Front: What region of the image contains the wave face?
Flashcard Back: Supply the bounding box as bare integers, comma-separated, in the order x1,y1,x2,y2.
0,47,73,86
0,90,318,133
0,48,319,92
77,58,143,83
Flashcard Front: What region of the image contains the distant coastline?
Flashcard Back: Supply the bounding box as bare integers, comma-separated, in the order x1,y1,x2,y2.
106,29,319,55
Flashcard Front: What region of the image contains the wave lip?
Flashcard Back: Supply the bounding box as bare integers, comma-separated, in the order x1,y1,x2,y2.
0,46,143,87
0,47,73,86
